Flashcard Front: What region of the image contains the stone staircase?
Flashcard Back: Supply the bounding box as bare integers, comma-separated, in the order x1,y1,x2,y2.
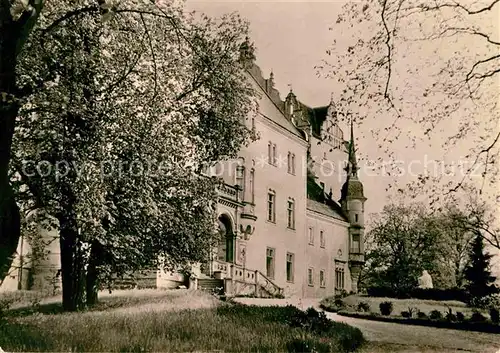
202,260,284,298
197,278,224,294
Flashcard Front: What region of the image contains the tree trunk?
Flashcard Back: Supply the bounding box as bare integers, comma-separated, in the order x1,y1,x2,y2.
0,187,21,283
86,241,100,306
59,215,86,311
0,3,23,285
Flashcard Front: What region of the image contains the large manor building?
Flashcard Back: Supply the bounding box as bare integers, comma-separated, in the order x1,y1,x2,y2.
1,40,367,299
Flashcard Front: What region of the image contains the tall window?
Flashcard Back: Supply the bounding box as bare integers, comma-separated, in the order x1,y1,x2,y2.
266,248,275,279
351,234,361,253
335,266,345,290
287,199,295,229
308,268,314,286
286,253,294,282
320,270,326,288
287,152,296,174
235,165,245,198
320,230,325,248
268,142,277,165
355,214,358,222
267,191,276,223
308,227,314,245
249,168,255,204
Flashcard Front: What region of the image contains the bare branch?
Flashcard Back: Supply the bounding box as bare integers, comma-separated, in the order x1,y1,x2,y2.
420,0,500,15
381,0,392,99
466,54,500,82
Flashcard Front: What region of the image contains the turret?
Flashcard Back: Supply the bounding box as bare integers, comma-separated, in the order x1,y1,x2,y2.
239,36,255,68
340,119,366,293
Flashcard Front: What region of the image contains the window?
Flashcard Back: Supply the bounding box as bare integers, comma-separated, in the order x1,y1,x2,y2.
268,142,277,165
351,234,361,253
235,165,245,197
323,151,327,159
308,227,314,245
287,152,296,174
335,267,345,290
266,248,275,279
286,253,294,282
287,199,295,229
267,191,276,223
355,214,358,222
320,182,325,191
320,270,326,288
308,268,314,286
320,230,325,248
249,168,255,204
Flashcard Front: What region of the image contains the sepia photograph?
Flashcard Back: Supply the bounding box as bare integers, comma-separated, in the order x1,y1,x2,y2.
0,0,499,352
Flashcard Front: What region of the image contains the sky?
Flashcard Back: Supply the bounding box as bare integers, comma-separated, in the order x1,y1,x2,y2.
185,0,498,220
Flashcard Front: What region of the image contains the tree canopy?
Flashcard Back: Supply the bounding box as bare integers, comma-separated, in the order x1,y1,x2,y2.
5,0,257,310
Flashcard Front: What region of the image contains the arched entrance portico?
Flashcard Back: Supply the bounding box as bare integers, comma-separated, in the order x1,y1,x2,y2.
218,214,235,263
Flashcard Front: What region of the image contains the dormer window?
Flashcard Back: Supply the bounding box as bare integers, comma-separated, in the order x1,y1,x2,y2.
289,103,293,115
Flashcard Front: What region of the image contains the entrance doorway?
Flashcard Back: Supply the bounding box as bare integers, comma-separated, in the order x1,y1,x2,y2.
218,214,234,263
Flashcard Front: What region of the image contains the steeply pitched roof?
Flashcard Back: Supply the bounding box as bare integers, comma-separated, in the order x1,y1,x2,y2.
297,104,330,139
306,171,348,222
307,199,348,222
246,66,305,139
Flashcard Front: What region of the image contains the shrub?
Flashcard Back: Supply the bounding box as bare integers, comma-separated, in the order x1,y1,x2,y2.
456,312,465,322
333,324,366,353
289,307,333,334
429,310,442,320
489,307,499,324
319,296,345,312
401,311,411,318
367,286,468,301
469,293,500,309
286,339,331,353
356,301,370,313
379,301,393,316
469,312,487,323
0,297,14,319
416,311,427,319
445,311,457,322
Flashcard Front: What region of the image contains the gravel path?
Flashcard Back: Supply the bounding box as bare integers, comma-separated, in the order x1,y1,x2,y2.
233,297,500,352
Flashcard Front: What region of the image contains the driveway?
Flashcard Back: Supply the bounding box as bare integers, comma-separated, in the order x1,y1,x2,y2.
233,297,500,353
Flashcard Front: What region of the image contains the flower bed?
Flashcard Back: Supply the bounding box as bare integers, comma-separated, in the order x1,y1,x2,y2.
336,310,500,334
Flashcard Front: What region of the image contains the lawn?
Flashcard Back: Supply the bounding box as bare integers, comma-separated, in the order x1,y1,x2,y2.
321,294,485,318
0,289,365,352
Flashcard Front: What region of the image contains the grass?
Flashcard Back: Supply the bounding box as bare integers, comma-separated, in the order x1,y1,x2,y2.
321,295,483,318
0,290,365,352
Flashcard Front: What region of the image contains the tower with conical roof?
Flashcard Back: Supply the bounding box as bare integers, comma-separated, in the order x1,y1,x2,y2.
340,119,366,293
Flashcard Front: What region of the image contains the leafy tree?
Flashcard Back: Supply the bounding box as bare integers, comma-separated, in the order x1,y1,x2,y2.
319,0,499,202
364,203,442,296
464,234,498,300
0,0,114,288
431,203,475,288
11,0,256,310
